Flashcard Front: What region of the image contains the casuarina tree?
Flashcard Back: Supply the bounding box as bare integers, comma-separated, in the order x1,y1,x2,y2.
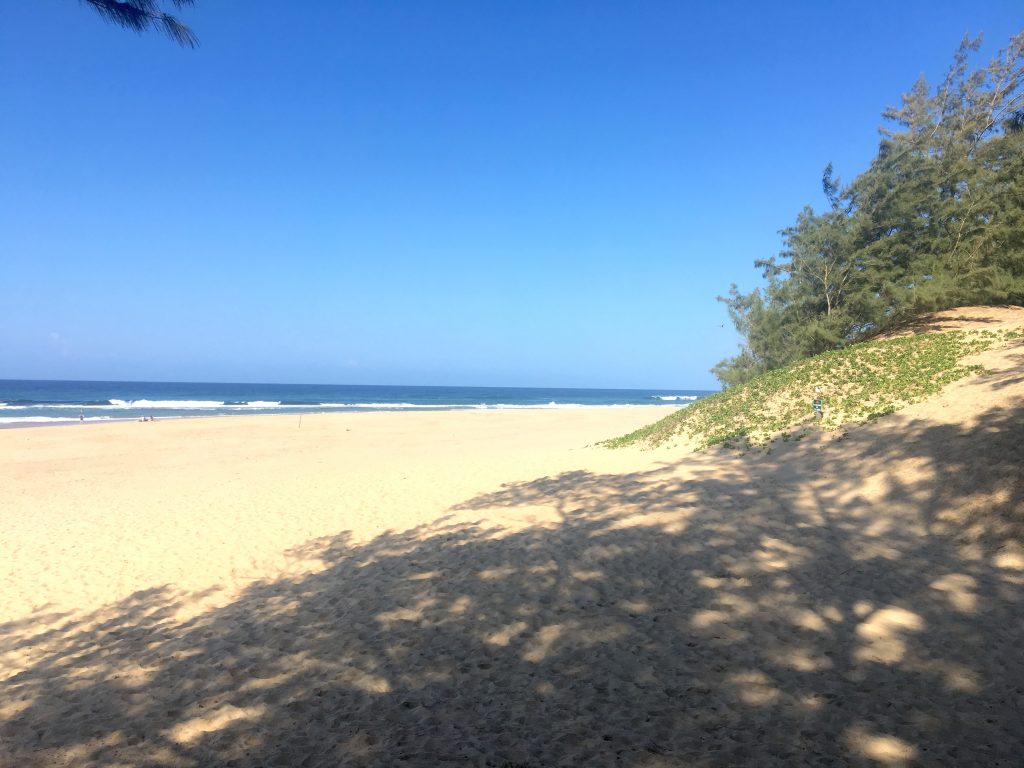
714,31,1024,388
80,0,197,47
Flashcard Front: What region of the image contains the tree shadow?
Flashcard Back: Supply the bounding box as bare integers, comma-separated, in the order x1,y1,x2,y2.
2,405,1023,767
869,307,1016,338
985,347,1024,390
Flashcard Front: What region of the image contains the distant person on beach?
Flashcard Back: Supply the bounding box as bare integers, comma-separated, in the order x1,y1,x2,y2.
79,411,84,422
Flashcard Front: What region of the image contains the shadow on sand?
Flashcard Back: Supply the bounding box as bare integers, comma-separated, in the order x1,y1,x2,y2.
2,404,1022,767
864,306,1019,339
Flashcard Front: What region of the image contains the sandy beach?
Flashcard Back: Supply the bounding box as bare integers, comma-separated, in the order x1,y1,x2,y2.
0,407,668,625
2,342,1023,767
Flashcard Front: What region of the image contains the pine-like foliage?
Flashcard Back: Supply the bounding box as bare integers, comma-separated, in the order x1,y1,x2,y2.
82,0,198,47
715,32,1024,388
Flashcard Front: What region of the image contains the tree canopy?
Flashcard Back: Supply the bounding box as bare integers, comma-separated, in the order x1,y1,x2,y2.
715,32,1024,388
81,0,197,47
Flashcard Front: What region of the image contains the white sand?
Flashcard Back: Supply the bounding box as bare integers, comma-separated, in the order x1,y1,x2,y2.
0,407,665,626
2,311,1022,766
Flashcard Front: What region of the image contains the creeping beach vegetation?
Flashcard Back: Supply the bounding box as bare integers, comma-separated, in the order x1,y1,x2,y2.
605,328,1020,450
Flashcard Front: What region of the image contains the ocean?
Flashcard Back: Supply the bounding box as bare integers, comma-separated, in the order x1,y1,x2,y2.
0,380,713,427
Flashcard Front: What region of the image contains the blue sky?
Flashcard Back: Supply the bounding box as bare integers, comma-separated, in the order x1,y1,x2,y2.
1,1,1020,388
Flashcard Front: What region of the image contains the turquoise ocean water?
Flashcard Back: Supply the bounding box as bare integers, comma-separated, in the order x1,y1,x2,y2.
0,380,712,427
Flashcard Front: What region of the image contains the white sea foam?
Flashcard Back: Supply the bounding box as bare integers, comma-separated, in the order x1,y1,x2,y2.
653,395,698,401
0,400,675,419
28,400,224,410
125,399,225,408
336,402,455,409
0,416,114,424
7,403,126,409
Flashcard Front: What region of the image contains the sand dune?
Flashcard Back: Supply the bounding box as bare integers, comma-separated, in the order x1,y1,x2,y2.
2,325,1022,766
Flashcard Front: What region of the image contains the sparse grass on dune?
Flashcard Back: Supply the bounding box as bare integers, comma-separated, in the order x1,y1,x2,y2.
605,326,1024,451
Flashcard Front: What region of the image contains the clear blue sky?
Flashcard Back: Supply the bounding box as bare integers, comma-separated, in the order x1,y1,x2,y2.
2,2,1020,388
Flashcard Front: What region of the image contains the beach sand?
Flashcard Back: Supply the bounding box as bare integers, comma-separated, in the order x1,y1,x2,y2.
2,327,1023,766
0,407,667,626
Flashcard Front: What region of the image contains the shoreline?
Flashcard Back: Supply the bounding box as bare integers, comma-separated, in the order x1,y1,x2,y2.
0,402,681,430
